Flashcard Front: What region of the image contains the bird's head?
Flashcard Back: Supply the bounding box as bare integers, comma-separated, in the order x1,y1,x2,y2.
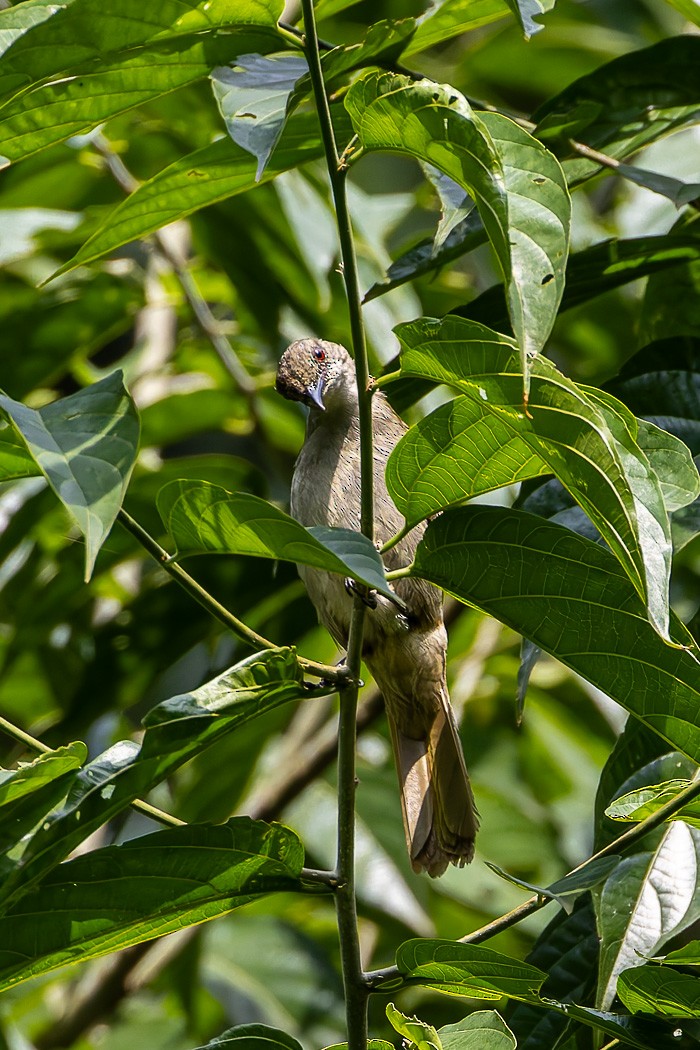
276,339,353,413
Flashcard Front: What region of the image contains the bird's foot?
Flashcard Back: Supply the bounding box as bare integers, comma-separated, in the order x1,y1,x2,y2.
344,578,377,609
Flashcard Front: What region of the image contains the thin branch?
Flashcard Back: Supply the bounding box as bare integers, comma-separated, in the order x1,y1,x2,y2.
117,509,347,683
301,1,372,1044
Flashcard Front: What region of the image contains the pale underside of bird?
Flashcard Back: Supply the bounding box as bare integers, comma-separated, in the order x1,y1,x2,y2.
276,337,478,877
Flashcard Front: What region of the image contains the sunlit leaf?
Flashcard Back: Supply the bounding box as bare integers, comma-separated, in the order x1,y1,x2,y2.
0,648,307,912
396,939,546,1001
411,505,700,754
404,0,523,55
385,1003,442,1050
394,316,673,639
439,1011,516,1050
606,780,700,828
618,965,700,1018
0,372,139,580
0,819,304,993
345,74,569,385
157,479,396,601
0,31,283,165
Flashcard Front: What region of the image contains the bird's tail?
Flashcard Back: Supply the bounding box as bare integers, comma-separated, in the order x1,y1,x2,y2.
367,635,478,878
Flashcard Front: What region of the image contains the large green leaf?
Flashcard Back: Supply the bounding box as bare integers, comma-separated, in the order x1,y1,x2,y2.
53,106,353,276
396,939,547,1002
533,36,700,187
439,1012,516,1050
157,479,396,601
0,0,283,108
345,74,570,383
0,371,140,580
0,31,282,165
0,648,307,912
595,821,700,1010
618,965,700,1018
393,316,673,639
386,392,549,527
403,0,525,55
411,505,700,756
0,819,304,992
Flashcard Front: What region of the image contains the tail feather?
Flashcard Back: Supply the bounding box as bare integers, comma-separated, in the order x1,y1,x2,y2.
368,635,478,878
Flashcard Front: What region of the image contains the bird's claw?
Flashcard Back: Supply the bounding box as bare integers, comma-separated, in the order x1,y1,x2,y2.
344,578,377,609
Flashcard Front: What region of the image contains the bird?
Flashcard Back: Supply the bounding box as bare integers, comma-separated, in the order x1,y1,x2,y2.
276,337,478,877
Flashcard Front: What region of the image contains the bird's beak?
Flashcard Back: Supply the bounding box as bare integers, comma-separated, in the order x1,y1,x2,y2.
307,376,326,411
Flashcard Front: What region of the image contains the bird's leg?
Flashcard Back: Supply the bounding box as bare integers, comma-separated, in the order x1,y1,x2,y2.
344,577,378,609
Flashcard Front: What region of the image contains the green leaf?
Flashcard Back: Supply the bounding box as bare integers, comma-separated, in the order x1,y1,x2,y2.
0,0,283,108
211,53,309,181
439,1011,516,1050
0,30,283,165
396,939,547,1002
606,779,700,828
662,941,700,966
0,423,40,481
385,1003,442,1050
661,0,700,27
52,106,352,276
0,819,303,992
197,1027,303,1050
0,743,87,859
395,316,673,639
323,1043,393,1050
0,648,307,912
157,479,396,602
534,37,700,187
386,392,550,527
0,743,86,810
0,371,140,580
404,0,521,55
411,504,700,755
345,74,570,385
613,163,700,208
618,965,700,1017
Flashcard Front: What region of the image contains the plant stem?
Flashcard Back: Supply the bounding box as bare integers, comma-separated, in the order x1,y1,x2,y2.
116,509,346,683
301,1,372,1044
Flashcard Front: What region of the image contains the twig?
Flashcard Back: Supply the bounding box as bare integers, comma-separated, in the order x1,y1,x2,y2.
301,1,373,1044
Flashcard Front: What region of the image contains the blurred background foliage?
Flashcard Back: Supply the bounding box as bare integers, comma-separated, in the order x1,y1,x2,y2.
0,0,698,1046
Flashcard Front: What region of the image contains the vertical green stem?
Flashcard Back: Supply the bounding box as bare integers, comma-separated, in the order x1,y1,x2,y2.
300,1,372,1045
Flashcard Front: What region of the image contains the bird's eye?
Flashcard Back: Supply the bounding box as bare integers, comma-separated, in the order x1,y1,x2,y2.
313,346,326,362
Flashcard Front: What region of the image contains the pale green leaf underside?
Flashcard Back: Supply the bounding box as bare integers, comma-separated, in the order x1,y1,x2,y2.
0,371,139,580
